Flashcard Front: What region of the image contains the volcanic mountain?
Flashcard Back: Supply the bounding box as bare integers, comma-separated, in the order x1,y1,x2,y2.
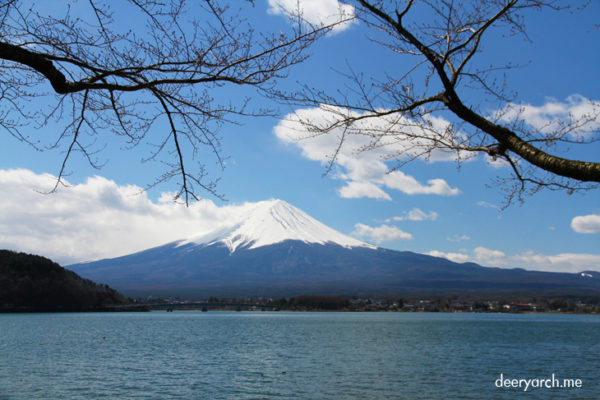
177,199,373,252
69,199,600,298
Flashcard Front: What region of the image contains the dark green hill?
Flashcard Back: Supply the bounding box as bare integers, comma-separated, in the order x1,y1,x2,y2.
0,250,132,311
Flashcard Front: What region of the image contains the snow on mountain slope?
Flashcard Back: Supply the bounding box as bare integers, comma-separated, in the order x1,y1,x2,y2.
178,199,375,252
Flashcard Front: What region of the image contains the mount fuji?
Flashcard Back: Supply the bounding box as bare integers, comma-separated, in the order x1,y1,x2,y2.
68,199,600,298
176,199,374,253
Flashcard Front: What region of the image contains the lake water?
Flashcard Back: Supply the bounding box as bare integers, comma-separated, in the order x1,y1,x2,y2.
1,311,598,399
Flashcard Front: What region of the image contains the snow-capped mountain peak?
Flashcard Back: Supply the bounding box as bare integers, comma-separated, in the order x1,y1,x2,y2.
178,199,375,252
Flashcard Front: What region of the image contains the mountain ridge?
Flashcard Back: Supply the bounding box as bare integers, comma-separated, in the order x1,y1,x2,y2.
68,199,600,298
69,240,600,298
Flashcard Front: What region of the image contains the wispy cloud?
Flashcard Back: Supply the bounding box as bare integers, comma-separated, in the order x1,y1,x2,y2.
495,95,600,138
338,181,391,200
389,208,439,222
426,250,471,264
571,213,600,234
476,201,498,209
267,0,356,32
446,234,470,242
427,247,600,273
352,223,412,243
274,106,461,200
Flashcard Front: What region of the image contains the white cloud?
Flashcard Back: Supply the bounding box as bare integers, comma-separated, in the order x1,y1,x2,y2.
571,213,600,234
392,208,439,222
513,251,600,273
382,172,460,196
473,246,508,267
352,223,412,243
338,181,391,200
485,154,510,169
0,169,271,264
495,95,600,138
427,246,600,273
447,234,470,242
274,106,462,200
426,250,471,264
267,0,356,32
476,201,498,209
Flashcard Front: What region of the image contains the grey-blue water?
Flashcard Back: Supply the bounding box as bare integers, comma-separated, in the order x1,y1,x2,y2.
0,312,598,399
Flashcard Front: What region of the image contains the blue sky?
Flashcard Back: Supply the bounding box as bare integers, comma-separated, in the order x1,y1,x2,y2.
0,0,599,272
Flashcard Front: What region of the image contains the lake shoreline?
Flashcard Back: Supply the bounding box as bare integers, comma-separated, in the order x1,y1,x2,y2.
0,304,150,313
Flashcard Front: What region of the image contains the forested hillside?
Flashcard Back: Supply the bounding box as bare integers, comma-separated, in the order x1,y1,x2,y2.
0,250,130,311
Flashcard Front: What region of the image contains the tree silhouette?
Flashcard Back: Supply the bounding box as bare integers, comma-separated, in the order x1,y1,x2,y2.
0,0,338,203
275,0,599,203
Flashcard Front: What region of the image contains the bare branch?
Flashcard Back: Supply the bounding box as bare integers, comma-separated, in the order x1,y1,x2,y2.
273,0,599,202
0,0,334,200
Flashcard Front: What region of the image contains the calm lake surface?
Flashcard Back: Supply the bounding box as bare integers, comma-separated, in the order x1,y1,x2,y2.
1,311,598,399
